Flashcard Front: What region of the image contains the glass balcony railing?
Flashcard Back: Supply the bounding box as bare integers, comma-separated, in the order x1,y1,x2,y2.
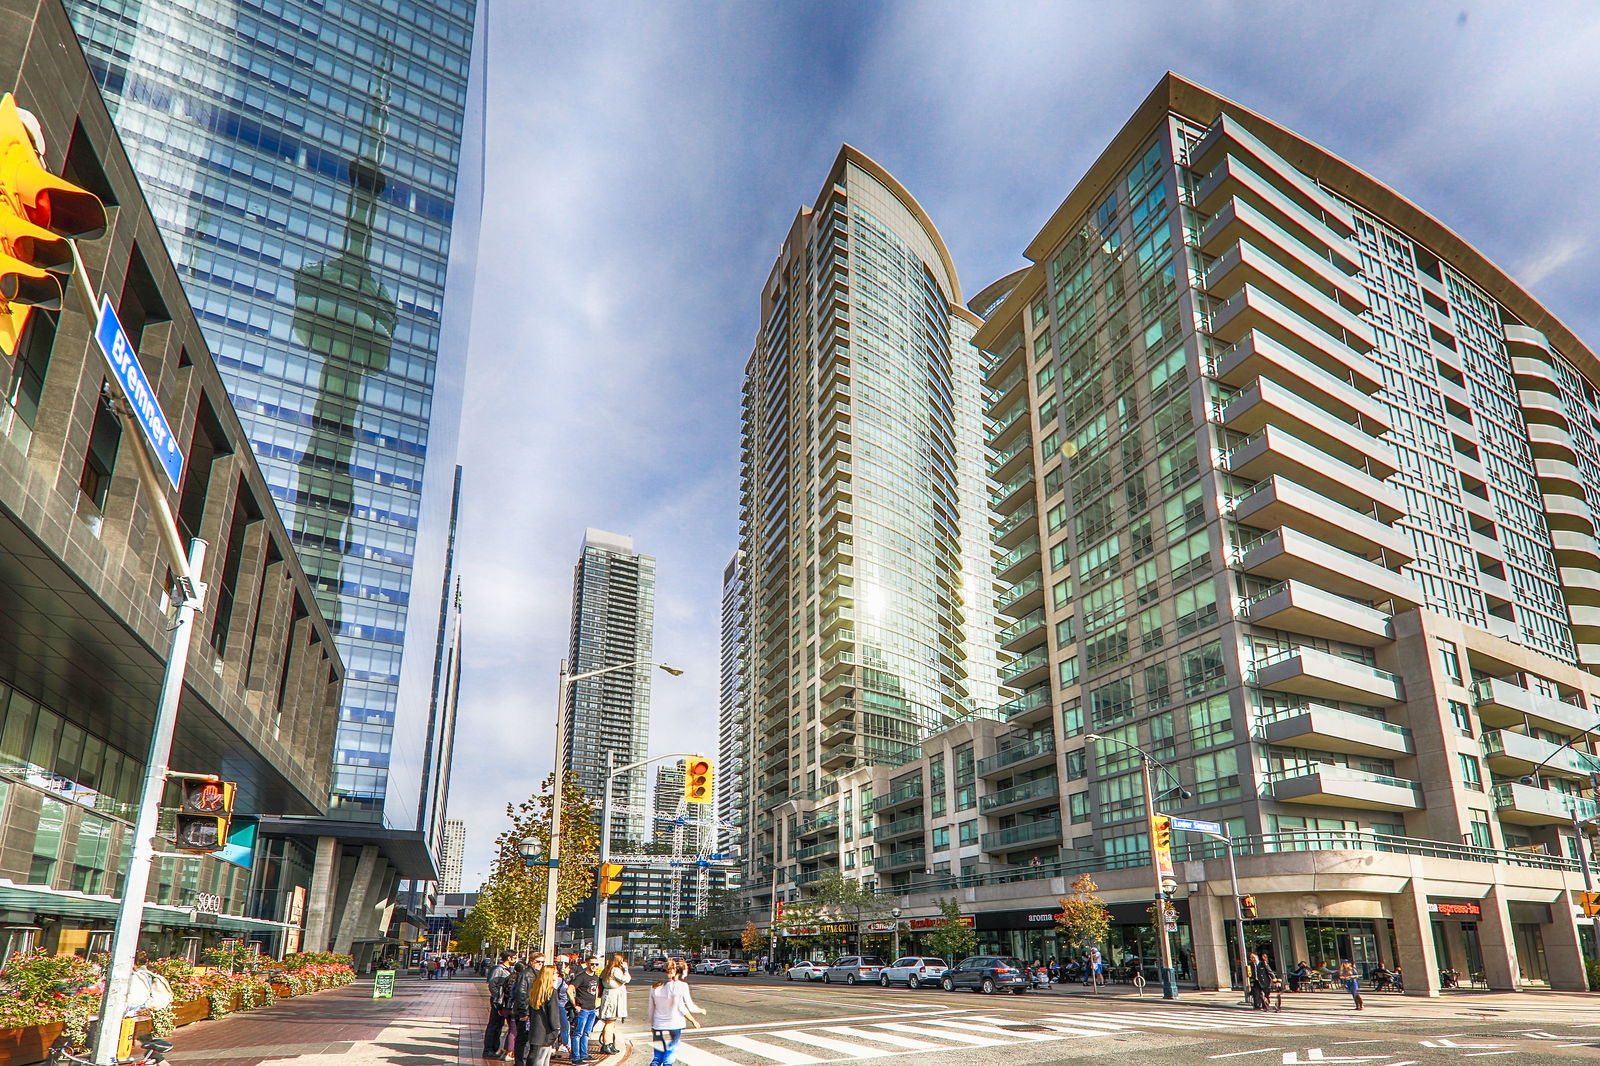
878,814,924,838
994,538,1040,575
998,686,1050,719
990,467,1035,506
1262,764,1419,793
977,735,1056,777
997,573,1044,612
794,839,839,862
979,775,1059,812
1000,649,1050,685
998,609,1045,645
981,818,1062,851
877,846,926,871
994,499,1038,540
872,781,924,812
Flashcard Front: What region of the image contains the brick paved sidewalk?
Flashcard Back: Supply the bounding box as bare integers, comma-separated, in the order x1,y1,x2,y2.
169,973,485,1066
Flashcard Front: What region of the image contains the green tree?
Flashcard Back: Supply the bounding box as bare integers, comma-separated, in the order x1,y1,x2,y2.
808,872,893,949
473,773,600,950
1056,873,1110,953
923,897,976,964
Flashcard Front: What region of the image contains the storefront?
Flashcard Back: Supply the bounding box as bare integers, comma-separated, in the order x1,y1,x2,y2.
1428,899,1485,985
973,901,1194,981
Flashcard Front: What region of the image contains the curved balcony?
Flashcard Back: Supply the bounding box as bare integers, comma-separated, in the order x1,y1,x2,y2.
1191,116,1357,236
1209,329,1382,413
1199,199,1365,306
1263,765,1421,811
1237,527,1418,610
1204,241,1371,342
1000,648,1050,690
1493,782,1600,826
999,609,1047,653
1483,729,1600,781
997,572,1045,617
1474,677,1594,735
994,537,1041,584
999,685,1052,726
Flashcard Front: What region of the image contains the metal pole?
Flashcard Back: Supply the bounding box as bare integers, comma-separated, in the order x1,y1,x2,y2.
91,539,207,1065
1141,756,1177,999
1572,812,1599,962
594,751,616,955
541,659,570,958
1225,834,1250,1002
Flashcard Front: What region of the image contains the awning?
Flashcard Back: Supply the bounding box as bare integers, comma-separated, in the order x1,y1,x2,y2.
0,879,296,932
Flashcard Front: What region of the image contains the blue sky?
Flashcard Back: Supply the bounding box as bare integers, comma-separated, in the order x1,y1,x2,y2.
448,1,1600,886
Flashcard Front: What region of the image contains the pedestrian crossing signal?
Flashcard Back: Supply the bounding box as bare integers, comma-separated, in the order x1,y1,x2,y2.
599,863,624,898
684,758,713,804
1581,891,1600,917
174,778,235,852
1240,894,1258,919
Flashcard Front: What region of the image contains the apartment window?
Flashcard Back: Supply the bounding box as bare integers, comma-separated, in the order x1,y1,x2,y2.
1181,639,1225,696
932,827,950,852
860,846,873,865
1058,656,1079,687
1459,754,1483,791
958,820,978,846
1069,791,1091,823
1061,700,1084,737
1448,700,1473,737
1052,578,1072,610
1065,749,1087,780
1437,639,1462,684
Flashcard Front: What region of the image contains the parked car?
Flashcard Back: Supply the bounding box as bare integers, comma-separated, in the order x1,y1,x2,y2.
714,960,750,976
645,957,669,971
940,955,1030,994
879,956,947,988
824,956,886,985
691,959,721,974
786,960,827,981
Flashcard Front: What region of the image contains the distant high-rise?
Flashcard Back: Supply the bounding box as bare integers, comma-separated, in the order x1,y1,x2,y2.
439,819,466,895
736,147,1005,904
716,552,746,853
564,530,657,844
651,760,688,848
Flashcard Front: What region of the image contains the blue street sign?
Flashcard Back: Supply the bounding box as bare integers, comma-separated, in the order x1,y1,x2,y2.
94,295,184,488
1170,817,1223,835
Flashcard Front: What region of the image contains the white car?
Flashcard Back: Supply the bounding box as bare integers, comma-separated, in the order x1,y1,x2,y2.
879,956,948,988
691,959,721,974
786,960,827,981
714,960,750,976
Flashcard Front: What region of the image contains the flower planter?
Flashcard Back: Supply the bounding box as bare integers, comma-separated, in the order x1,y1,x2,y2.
269,981,293,999
0,1021,65,1066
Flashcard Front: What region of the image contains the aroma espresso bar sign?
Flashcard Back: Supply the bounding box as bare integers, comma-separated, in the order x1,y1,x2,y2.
1427,900,1483,920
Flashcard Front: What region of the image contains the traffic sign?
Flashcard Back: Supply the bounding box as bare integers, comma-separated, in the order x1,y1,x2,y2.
94,295,184,488
1169,817,1223,834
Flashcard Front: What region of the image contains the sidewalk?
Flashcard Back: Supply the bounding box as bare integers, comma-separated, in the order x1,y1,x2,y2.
1026,982,1600,1019
168,973,484,1066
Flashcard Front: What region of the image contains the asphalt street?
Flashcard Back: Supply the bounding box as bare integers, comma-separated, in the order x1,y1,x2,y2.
614,975,1600,1065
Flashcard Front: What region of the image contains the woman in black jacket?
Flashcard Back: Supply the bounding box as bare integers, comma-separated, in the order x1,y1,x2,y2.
522,966,562,1066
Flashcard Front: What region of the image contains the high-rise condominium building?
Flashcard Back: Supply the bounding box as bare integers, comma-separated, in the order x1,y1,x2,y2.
439,818,465,894
779,74,1600,994
565,530,657,845
737,146,1005,910
717,552,747,853
60,0,480,839
652,760,688,848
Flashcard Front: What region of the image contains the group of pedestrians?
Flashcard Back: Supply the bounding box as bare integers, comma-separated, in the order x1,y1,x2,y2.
483,951,633,1065
428,954,467,978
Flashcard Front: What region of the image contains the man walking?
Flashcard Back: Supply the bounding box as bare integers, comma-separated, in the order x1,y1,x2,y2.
1249,953,1276,1011
569,957,601,1064
484,951,519,1060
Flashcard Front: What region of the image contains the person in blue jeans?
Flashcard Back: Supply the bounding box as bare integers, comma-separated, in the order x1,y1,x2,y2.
553,957,572,1054
569,957,602,1064
647,961,703,1066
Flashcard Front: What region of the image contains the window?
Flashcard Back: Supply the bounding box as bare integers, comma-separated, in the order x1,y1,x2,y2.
1061,700,1083,737
79,385,122,511
1468,818,1492,849
32,797,66,885
1181,639,1225,696
1437,639,1462,684
1065,749,1087,780
1459,754,1483,791
1187,694,1233,748
1058,656,1079,687
932,827,950,851
1448,700,1473,737
1069,791,1091,823
958,820,978,846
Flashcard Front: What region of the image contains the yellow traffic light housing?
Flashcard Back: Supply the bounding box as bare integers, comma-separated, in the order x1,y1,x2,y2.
1581,890,1600,918
173,778,236,852
684,757,713,804
599,863,624,898
0,93,106,356
1240,894,1258,919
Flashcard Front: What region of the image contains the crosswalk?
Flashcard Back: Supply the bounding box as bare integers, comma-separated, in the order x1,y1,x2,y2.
669,1007,1375,1066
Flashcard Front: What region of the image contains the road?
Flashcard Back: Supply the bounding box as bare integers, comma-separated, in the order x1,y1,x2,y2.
613,975,1600,1065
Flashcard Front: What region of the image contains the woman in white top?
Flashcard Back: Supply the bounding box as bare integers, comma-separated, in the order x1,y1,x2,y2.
646,961,703,1066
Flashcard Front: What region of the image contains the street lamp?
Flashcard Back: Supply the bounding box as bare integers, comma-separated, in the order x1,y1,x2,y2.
1085,733,1189,1000
543,659,683,958
1515,722,1600,961
891,906,902,961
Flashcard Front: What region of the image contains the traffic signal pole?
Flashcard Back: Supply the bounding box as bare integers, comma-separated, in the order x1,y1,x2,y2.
592,749,702,956
1140,757,1178,1000
90,540,206,1066
1572,811,1599,961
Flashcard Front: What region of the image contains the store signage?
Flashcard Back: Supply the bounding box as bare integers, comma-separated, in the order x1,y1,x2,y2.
778,921,855,937
861,920,895,933
906,914,973,931
1427,900,1482,920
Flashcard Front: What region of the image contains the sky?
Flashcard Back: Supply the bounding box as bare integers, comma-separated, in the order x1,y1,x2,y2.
446,0,1600,888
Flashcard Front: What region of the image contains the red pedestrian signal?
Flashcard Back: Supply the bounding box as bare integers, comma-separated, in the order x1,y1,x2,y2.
684,758,713,804
1240,894,1258,919
174,778,235,852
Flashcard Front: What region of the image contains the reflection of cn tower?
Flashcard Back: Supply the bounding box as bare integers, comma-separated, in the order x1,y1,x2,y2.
290,81,398,623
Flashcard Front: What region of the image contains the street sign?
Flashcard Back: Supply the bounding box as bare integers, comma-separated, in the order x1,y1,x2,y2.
372,970,395,999
1169,817,1223,834
93,295,184,488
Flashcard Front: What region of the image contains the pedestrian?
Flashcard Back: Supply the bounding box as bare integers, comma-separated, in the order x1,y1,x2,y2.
522,964,562,1066
1288,960,1310,993
1338,959,1363,1010
569,956,601,1064
484,951,519,1060
648,961,704,1066
1249,953,1276,1011
553,956,572,1057
597,953,631,1057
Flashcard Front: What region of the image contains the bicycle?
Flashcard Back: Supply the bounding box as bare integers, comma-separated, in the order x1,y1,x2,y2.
48,1032,173,1066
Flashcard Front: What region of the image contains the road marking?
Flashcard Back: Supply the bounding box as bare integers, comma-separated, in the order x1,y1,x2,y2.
819,1027,941,1051
710,1033,823,1064
1279,1051,1387,1064
771,1030,891,1057
873,1022,1007,1046
1420,1039,1512,1049
689,1009,967,1034
1462,1054,1516,1059
910,1018,1052,1040
673,1043,751,1066
1209,1050,1281,1058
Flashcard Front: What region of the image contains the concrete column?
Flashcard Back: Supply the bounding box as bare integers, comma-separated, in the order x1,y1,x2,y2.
302,836,340,952
1392,876,1441,997
1543,891,1587,991
1479,886,1520,991
1188,888,1231,991
333,845,380,954
1285,918,1308,974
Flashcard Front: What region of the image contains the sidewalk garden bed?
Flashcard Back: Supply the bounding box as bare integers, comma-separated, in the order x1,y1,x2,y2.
0,948,355,1065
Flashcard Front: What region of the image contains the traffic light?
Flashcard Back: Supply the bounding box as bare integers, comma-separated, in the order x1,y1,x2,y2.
684,758,713,804
173,778,235,852
598,863,624,898
0,93,105,356
1152,815,1172,855
1240,894,1258,919
1581,891,1600,918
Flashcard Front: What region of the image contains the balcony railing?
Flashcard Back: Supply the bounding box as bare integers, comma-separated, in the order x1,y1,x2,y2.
872,781,924,812
994,538,1041,575
878,813,925,838
979,775,1059,813
998,610,1046,645
981,817,1062,851
998,686,1051,719
994,499,1038,541
794,839,840,862
977,735,1056,777
1000,649,1050,686
1262,764,1419,793
996,573,1044,612
877,847,927,871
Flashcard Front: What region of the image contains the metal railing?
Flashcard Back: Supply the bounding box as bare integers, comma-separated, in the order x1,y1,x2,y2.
977,735,1056,777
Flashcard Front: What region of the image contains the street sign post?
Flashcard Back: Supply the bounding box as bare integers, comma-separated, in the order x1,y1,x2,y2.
94,295,183,487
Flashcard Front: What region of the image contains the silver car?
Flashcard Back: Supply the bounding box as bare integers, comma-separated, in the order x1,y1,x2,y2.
786,960,826,981
879,956,947,988
823,955,886,985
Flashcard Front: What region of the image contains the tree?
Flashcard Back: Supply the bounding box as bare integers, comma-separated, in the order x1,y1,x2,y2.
808,872,894,946
923,897,976,964
1056,873,1111,953
472,773,600,950
741,921,763,956
454,906,490,954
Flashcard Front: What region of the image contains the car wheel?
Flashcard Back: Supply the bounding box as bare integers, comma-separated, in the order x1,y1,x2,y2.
847,973,857,985
908,975,920,989
880,975,890,987
940,977,954,992
786,972,794,981
824,972,832,983
980,977,995,994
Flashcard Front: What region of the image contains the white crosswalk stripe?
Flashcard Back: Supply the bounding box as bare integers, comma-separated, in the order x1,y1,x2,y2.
672,1042,750,1066
872,1021,1010,1046
710,1033,825,1064
817,1026,943,1050
771,1030,898,1057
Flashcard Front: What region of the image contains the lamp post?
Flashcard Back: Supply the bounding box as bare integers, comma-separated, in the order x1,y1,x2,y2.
1516,722,1600,961
1086,734,1190,1000
891,906,901,961
542,659,682,958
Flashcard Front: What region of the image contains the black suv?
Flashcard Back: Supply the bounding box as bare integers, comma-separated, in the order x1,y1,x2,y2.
940,955,1030,994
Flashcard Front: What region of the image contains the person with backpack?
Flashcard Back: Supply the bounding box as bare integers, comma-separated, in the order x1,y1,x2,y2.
483,951,518,1060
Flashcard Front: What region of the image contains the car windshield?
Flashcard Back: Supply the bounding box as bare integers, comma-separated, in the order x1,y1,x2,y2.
996,958,1025,969
859,957,885,966
922,958,945,965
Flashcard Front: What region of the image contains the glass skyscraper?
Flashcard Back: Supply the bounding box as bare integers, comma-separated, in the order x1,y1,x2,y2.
61,0,479,826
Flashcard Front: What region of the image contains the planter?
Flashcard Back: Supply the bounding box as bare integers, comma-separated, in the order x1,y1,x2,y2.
270,981,293,998
173,1000,210,1027
0,1021,64,1066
